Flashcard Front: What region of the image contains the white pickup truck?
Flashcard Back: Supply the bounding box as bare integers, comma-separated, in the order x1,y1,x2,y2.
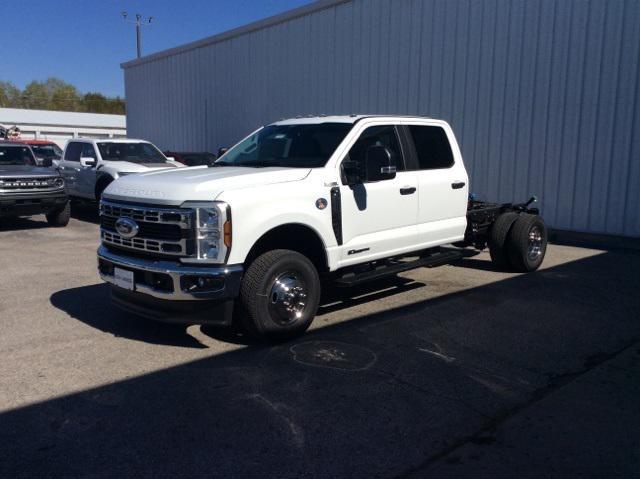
58,138,183,203
98,115,547,341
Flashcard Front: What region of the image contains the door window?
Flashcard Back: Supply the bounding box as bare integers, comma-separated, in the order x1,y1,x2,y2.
406,126,454,170
81,143,97,159
63,142,83,162
345,125,404,182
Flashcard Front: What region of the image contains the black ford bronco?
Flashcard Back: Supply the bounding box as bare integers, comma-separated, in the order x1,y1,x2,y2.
0,142,69,226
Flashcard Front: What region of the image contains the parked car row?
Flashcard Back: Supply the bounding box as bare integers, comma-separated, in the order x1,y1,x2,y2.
0,135,221,227
2,116,548,343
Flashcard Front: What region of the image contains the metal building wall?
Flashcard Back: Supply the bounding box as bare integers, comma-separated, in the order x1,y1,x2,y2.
123,0,640,237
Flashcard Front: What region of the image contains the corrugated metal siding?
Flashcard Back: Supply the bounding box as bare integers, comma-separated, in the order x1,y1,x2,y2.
124,0,640,237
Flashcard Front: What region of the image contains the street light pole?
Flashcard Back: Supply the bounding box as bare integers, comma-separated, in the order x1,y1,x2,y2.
122,12,153,59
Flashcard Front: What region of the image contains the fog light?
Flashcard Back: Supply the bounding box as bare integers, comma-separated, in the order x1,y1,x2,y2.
181,275,224,293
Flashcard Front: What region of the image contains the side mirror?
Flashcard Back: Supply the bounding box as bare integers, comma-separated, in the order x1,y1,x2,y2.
365,145,396,182
217,147,228,157
80,157,96,167
40,157,53,167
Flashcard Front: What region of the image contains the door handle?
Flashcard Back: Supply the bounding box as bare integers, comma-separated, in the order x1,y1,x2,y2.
451,181,466,189
400,186,416,195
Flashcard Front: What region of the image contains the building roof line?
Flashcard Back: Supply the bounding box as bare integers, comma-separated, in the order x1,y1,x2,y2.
121,0,352,70
0,108,126,129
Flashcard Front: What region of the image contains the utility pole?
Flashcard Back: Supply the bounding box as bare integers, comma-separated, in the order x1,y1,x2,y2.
121,12,153,59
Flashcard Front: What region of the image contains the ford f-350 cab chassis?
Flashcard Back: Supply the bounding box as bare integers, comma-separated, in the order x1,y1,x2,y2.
97,115,547,341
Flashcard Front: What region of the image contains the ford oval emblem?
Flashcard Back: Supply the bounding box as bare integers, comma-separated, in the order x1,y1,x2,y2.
115,217,139,239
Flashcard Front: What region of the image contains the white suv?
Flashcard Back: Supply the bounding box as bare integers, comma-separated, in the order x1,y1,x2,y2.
58,138,183,202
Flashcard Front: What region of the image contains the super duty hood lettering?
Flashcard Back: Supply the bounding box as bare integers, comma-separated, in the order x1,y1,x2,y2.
103,166,311,203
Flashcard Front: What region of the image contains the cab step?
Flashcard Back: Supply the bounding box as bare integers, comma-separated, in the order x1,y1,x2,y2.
334,249,463,287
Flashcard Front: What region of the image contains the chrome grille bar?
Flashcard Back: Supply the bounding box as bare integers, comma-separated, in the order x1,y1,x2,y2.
100,200,192,228
0,177,65,193
100,200,194,257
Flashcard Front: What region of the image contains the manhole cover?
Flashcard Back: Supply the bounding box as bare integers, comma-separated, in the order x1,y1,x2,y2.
290,341,376,371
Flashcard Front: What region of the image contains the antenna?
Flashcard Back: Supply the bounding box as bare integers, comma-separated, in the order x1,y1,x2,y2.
122,12,153,59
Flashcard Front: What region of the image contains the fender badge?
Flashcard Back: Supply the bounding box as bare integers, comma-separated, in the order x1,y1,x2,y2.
316,198,328,210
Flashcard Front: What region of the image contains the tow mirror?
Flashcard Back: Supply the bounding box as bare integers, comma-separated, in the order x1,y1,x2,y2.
217,147,228,157
80,157,96,168
365,145,396,182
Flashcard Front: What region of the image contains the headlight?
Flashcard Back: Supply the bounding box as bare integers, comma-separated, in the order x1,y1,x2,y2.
53,177,65,188
184,202,231,263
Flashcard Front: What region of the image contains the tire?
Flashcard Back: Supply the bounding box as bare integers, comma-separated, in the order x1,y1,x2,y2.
488,212,518,270
46,201,70,227
507,214,547,272
238,249,321,342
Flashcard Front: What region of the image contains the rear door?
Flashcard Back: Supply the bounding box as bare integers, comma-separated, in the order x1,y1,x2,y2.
58,141,83,195
338,124,419,266
401,123,469,247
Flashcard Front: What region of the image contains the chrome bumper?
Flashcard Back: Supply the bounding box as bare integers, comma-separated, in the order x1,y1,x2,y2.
97,245,243,301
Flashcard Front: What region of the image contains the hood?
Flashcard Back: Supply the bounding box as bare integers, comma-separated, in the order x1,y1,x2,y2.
0,164,60,178
103,166,311,205
102,160,181,173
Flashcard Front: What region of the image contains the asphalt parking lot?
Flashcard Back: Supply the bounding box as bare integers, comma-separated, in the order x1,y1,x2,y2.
1,207,639,478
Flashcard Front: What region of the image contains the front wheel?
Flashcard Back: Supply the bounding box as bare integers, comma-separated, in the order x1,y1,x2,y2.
46,201,70,227
238,249,320,342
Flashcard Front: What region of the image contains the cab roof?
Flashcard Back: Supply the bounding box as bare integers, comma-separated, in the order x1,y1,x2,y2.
3,139,57,145
271,114,434,125
72,138,149,143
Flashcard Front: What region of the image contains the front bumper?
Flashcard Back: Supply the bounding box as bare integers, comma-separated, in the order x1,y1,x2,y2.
0,190,67,217
97,245,243,324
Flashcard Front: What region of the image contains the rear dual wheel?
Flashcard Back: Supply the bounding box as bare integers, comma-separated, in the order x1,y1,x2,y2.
489,213,547,272
507,214,547,272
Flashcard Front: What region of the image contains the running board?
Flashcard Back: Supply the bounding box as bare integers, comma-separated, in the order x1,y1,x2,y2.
334,249,464,287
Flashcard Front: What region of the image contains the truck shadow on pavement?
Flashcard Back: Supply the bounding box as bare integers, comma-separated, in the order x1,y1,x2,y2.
70,201,100,223
50,276,427,348
11,251,640,478
0,216,52,231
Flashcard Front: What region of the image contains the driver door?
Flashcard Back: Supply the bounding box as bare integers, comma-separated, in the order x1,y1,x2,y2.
58,141,83,195
338,125,419,267
76,143,98,199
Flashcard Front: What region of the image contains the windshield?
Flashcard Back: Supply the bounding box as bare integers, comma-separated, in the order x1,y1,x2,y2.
0,145,36,166
30,144,62,160
97,142,168,164
216,123,352,168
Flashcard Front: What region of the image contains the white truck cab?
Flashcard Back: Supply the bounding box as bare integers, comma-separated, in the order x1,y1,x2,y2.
98,116,547,341
58,138,183,202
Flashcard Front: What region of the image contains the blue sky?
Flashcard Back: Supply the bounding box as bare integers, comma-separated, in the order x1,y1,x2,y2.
3,0,313,97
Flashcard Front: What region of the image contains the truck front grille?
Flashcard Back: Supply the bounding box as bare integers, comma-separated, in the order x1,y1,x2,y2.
100,200,194,257
0,177,64,193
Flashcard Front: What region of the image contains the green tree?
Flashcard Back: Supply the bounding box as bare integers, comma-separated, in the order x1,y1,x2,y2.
20,80,50,109
1,77,125,114
48,82,81,111
0,81,21,107
82,92,109,113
